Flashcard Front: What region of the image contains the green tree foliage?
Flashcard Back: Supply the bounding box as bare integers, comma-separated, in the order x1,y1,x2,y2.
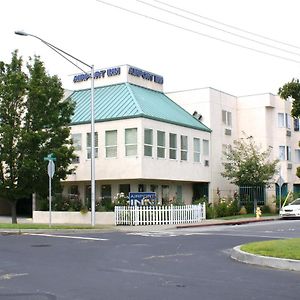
278,78,300,118
278,79,300,178
221,136,279,187
0,51,75,223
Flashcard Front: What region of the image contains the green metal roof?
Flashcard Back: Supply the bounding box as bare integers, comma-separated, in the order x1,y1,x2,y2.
70,83,211,132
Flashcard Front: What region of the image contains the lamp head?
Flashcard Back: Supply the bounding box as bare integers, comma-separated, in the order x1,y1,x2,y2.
14,30,29,36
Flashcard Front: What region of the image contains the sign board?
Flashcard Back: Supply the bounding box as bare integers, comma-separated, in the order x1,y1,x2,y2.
47,160,55,178
276,176,284,188
129,192,156,206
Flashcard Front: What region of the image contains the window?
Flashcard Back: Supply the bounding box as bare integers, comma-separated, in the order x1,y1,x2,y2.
203,139,209,156
222,110,232,127
169,133,177,159
138,184,145,192
157,131,165,158
86,132,98,159
278,113,291,128
180,135,188,161
222,144,232,155
144,129,153,157
287,146,291,161
71,156,80,164
125,128,137,156
294,118,299,131
286,114,291,129
278,113,285,128
71,133,82,150
119,184,130,197
193,138,201,162
295,149,300,163
68,185,79,200
279,146,285,160
105,130,117,158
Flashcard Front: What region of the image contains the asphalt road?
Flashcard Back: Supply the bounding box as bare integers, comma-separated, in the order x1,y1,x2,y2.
0,219,300,300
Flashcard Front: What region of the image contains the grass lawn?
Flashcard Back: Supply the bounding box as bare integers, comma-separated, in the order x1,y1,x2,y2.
221,213,276,220
241,238,300,260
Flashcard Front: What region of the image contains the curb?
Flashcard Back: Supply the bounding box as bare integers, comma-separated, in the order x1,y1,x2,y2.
176,217,279,229
231,245,300,272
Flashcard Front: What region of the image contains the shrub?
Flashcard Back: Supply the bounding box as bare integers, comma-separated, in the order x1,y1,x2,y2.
239,206,247,215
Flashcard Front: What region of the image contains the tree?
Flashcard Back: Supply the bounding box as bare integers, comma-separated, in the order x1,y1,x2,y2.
278,78,300,118
221,136,279,210
278,79,300,178
0,51,75,223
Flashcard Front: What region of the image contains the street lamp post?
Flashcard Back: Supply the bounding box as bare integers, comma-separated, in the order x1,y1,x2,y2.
15,30,96,226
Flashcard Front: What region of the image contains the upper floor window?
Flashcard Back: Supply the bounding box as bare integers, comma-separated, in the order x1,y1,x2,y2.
295,149,300,163
279,146,285,160
157,130,165,158
86,132,98,159
105,130,117,158
278,113,291,129
193,138,201,162
287,146,292,161
203,139,209,156
294,118,299,131
71,133,82,151
222,110,232,127
180,135,188,161
169,133,177,159
144,128,153,157
279,145,291,161
125,128,137,156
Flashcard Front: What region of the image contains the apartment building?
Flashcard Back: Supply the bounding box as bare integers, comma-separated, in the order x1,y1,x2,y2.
168,87,300,205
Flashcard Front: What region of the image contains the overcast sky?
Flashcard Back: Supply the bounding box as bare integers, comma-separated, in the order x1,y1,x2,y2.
2,0,300,96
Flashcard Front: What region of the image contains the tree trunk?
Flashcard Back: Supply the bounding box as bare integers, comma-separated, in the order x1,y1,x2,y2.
10,200,18,224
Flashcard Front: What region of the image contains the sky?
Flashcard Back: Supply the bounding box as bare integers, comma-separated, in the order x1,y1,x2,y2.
2,0,300,96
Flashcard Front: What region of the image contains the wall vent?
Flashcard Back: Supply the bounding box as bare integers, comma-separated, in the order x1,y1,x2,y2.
286,130,291,137
287,163,292,169
225,128,232,136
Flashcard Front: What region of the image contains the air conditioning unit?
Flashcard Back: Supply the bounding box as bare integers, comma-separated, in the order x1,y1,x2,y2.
225,128,232,136
286,130,291,137
204,160,209,167
287,163,292,169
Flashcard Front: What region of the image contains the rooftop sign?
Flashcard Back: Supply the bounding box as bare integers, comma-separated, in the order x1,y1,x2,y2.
128,67,164,85
73,67,121,83
73,65,163,85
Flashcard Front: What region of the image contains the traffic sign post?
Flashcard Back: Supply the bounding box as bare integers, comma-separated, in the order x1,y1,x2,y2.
44,154,56,228
277,175,284,212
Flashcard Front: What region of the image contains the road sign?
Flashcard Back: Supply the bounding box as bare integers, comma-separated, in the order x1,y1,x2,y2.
276,176,284,187
47,160,55,178
44,153,56,228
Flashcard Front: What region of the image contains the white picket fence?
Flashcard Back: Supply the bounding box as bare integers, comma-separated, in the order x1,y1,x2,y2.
115,203,206,226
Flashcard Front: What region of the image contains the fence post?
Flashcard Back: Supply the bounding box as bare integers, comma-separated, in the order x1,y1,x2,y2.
202,202,206,220
170,204,173,225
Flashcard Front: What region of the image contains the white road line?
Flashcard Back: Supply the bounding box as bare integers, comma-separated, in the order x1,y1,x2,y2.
0,273,28,280
23,233,108,241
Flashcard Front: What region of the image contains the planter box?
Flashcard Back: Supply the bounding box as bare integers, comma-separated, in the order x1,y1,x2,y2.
33,211,114,225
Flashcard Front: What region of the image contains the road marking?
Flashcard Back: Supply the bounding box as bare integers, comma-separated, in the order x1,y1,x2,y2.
23,233,108,241
144,253,193,260
127,230,291,239
0,273,28,280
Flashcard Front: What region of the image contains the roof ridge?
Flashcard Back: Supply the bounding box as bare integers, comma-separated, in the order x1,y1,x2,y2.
124,82,144,115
